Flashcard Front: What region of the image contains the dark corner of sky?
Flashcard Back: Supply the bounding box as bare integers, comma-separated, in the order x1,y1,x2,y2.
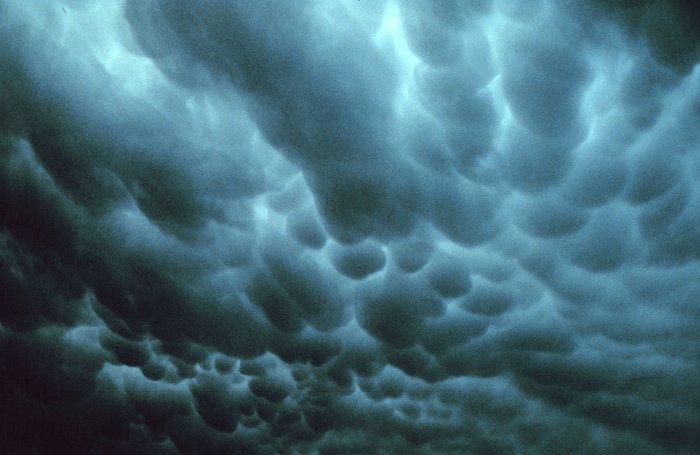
1,0,699,454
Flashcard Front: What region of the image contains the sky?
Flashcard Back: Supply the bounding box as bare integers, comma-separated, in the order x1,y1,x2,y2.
1,0,699,453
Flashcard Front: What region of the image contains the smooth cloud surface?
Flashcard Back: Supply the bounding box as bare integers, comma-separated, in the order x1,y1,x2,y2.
1,0,700,453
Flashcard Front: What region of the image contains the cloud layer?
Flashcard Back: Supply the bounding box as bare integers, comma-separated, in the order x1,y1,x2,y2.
1,0,699,453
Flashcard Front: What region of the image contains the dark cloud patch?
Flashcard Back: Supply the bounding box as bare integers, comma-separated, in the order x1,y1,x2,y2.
260,234,346,331
419,310,488,354
190,374,245,433
562,148,628,207
124,0,420,243
358,274,444,349
328,239,387,280
589,0,700,73
1,0,699,453
499,29,590,140
429,175,500,245
246,270,306,334
425,251,472,298
438,337,504,378
389,234,435,274
499,122,574,192
400,0,468,66
408,17,497,173
461,283,514,316
625,146,681,204
514,194,589,238
99,330,149,367
499,322,576,355
2,327,105,404
564,205,634,272
286,205,327,250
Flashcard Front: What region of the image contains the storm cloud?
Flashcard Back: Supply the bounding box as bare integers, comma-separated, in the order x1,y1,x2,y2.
1,0,699,453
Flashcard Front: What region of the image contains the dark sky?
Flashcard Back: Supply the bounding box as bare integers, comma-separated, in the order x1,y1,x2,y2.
1,1,700,454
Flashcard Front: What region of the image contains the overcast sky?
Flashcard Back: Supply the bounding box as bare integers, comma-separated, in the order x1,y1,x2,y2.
1,1,700,453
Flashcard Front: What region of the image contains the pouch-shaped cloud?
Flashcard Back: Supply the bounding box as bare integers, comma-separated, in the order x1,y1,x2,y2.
1,0,700,453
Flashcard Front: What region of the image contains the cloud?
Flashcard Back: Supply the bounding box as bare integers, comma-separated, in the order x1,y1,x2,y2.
1,0,699,453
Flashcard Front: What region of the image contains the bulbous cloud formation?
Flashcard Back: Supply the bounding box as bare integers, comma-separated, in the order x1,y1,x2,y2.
1,0,699,453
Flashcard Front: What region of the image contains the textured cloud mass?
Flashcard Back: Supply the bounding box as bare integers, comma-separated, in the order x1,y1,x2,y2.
1,0,700,453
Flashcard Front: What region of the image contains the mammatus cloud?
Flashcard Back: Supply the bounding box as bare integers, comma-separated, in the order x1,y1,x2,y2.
1,0,699,453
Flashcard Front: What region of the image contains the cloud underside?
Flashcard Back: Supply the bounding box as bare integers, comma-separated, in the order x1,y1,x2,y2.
1,0,699,453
